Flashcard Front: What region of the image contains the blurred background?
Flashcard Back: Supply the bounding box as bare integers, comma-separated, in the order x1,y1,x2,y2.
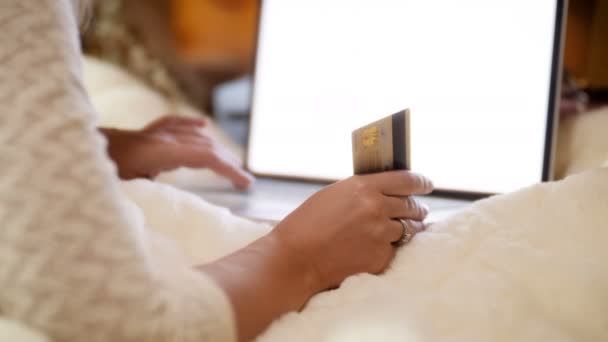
82,0,608,148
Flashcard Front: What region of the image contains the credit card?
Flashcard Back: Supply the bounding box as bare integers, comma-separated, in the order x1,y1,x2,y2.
352,109,411,175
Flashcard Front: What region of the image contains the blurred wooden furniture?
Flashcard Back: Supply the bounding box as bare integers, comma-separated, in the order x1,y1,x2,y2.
171,0,259,74
565,0,608,89
118,0,259,113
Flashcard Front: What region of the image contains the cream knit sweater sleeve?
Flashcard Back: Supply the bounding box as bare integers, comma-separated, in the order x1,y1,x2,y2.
0,1,236,341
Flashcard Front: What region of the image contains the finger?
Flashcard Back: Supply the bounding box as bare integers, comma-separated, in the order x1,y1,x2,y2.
367,242,397,275
382,196,429,221
173,134,213,147
167,130,245,170
205,153,255,190
165,125,208,138
161,115,208,128
368,170,434,196
385,219,407,243
200,138,243,166
176,136,243,167
154,142,215,172
163,143,254,189
376,246,397,274
215,144,244,167
145,116,207,132
387,219,426,245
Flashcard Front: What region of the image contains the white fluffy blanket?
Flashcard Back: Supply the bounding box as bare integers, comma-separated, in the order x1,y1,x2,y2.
120,168,608,342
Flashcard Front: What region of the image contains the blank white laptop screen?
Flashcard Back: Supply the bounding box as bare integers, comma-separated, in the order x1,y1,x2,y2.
248,0,563,194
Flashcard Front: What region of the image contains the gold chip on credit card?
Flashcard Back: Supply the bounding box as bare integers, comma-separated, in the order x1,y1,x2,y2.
352,109,411,175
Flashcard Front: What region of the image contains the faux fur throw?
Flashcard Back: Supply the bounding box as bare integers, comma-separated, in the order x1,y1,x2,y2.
120,168,608,342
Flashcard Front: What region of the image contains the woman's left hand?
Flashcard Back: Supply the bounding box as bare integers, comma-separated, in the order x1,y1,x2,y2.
100,116,254,189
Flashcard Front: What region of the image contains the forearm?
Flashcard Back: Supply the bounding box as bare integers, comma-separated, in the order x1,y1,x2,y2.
200,233,321,341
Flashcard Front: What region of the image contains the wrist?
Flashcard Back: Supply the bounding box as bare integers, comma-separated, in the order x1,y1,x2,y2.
97,127,148,179
267,229,325,297
199,232,324,341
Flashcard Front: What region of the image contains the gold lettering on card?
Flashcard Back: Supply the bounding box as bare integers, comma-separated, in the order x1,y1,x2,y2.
362,126,379,147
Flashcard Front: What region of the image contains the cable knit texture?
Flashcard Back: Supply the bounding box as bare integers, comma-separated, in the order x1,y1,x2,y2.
0,1,236,341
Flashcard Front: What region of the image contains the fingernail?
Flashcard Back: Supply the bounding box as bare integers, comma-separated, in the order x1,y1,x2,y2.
236,181,253,191
416,174,431,190
424,177,434,191
237,174,256,191
421,203,430,216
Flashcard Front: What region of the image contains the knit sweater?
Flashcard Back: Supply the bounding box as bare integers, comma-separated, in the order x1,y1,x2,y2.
0,1,236,341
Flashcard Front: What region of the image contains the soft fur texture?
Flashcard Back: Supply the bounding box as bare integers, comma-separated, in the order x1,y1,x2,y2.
258,168,608,341
120,168,608,342
120,180,271,264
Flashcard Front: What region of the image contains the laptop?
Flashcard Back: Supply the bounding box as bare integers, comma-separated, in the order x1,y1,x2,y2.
198,0,566,224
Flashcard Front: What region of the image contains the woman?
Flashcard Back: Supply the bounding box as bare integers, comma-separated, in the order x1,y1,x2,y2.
0,1,433,341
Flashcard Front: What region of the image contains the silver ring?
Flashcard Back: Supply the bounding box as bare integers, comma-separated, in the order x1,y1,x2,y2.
395,218,414,246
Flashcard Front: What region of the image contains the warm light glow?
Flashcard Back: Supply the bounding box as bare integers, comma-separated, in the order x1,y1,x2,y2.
248,0,560,194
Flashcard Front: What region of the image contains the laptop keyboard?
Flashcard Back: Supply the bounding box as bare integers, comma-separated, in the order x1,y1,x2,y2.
192,178,473,223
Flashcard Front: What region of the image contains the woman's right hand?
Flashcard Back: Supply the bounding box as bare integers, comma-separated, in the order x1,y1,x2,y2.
273,170,434,292
202,170,433,341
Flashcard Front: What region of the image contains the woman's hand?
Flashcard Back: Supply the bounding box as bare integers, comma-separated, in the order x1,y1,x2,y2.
100,116,254,189
202,170,433,341
274,170,433,291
